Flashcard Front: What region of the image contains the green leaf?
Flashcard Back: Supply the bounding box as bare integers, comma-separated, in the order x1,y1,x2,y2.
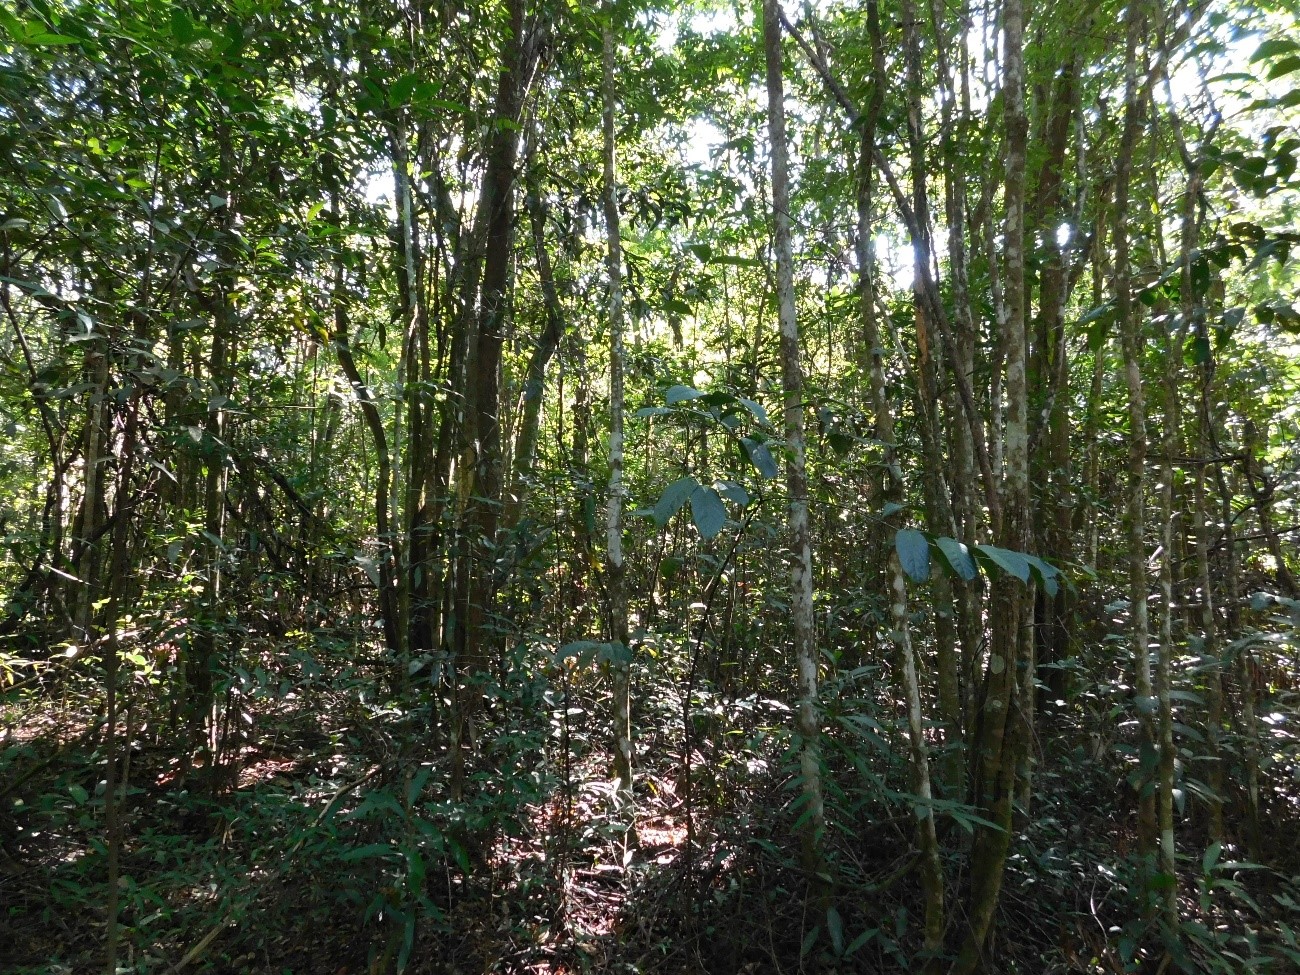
838,713,890,752
389,71,420,107
895,529,930,582
690,486,727,539
556,640,603,667
0,8,25,39
426,98,472,114
742,437,779,478
714,480,749,506
665,384,703,405
1024,555,1060,596
1082,303,1114,352
934,536,977,581
653,475,697,526
975,544,1031,583
68,784,88,805
27,30,81,45
355,555,381,589
800,926,821,959
1268,55,1300,80
1251,37,1300,62
737,396,769,426
844,928,877,957
340,843,397,861
596,642,633,665
827,906,844,956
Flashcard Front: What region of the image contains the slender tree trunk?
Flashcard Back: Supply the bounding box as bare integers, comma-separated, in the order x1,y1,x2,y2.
1206,399,1260,852
453,0,532,787
933,1,984,741
504,173,566,530
890,548,946,968
331,231,403,660
1244,421,1298,598
1156,318,1182,928
762,0,825,874
101,362,143,975
853,8,943,941
601,10,633,798
954,0,1030,965
73,335,109,646
900,0,963,796
391,120,428,668
856,0,887,546
1114,5,1160,862
1029,59,1081,717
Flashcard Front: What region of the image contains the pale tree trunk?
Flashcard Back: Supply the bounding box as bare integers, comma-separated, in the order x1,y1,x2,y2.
1156,307,1182,928
762,0,825,873
932,0,984,739
890,548,946,967
1079,236,1109,571
900,0,963,797
330,189,402,662
1193,415,1224,843
953,0,1030,965
1114,5,1160,860
854,3,943,948
1207,403,1260,852
1175,114,1222,842
1182,162,1222,839
855,0,887,549
601,10,633,798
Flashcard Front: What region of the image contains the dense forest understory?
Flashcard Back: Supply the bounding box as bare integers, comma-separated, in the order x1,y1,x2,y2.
2,0,1299,972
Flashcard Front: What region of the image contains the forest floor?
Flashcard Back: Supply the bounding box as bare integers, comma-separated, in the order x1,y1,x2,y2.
3,655,1298,974
1,675,826,974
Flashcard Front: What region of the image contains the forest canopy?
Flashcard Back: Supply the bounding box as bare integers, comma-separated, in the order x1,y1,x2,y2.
1,0,1299,972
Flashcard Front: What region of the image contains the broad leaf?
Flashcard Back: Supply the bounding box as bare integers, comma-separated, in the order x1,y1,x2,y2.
596,641,633,665
934,536,977,581
1024,554,1061,596
665,384,703,405
737,396,770,426
653,475,697,526
690,485,727,539
714,479,750,506
975,544,1031,583
895,528,930,582
742,437,779,478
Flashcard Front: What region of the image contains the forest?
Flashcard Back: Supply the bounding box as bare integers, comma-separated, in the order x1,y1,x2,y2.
1,0,1299,971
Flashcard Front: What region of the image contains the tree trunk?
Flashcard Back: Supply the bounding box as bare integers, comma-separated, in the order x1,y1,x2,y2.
453,0,532,787
953,0,1030,965
601,10,633,798
1114,5,1160,862
762,0,825,874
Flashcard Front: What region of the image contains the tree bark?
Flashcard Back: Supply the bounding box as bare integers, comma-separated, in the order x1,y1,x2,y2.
453,0,534,788
601,10,633,798
953,0,1030,965
762,0,825,875
1114,4,1160,862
